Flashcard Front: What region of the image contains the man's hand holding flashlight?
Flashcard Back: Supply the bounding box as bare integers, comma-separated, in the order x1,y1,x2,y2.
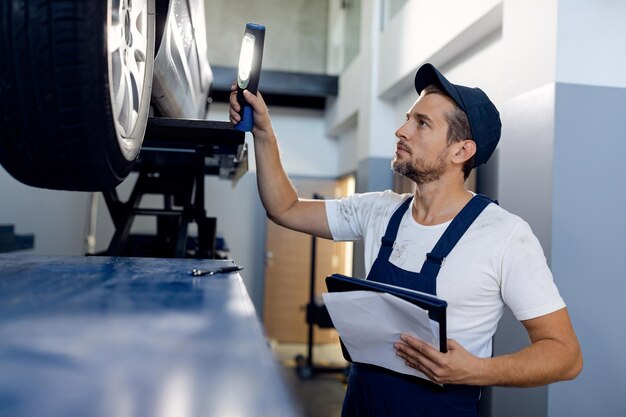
229,83,274,141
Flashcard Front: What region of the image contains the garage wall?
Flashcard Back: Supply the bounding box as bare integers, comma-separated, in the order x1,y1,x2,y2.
548,83,626,417
0,169,88,256
335,125,359,177
555,0,626,90
377,0,502,100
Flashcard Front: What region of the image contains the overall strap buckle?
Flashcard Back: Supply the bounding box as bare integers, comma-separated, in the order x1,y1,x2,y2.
426,252,445,266
381,237,395,248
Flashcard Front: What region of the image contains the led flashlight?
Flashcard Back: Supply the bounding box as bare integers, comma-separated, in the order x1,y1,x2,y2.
234,23,265,132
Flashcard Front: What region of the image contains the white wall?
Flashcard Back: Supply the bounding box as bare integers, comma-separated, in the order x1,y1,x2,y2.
502,0,557,101
549,83,626,417
208,103,340,177
378,0,502,99
555,0,626,89
336,126,359,176
325,55,363,138
438,32,503,107
0,169,88,256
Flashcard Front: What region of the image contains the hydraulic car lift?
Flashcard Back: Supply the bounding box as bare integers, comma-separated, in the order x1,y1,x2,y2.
101,117,246,259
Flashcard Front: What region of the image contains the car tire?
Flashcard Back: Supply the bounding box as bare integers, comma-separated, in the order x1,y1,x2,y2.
0,0,155,191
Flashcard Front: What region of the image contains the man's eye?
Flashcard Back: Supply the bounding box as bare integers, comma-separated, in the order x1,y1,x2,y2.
419,120,428,127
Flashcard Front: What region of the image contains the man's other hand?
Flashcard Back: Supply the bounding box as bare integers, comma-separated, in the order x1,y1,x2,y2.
394,334,485,385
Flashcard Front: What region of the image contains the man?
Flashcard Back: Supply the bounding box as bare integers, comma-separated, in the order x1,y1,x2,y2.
229,63,582,417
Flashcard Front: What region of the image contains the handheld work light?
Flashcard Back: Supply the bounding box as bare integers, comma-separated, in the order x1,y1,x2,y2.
234,23,265,132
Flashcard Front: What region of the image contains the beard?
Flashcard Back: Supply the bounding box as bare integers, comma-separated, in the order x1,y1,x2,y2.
391,148,447,184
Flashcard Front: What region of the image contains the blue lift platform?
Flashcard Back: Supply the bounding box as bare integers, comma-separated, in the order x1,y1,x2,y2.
0,255,302,417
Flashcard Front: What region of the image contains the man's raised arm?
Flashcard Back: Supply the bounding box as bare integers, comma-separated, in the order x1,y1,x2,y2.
229,85,332,239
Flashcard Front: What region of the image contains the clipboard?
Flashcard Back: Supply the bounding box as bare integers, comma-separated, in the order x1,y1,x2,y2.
325,274,448,356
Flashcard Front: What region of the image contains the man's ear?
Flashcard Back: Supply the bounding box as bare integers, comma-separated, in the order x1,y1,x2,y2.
451,140,477,164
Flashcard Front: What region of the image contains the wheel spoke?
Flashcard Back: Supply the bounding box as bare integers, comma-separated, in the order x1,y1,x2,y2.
111,51,124,110
126,57,142,113
114,65,128,120
131,47,147,106
120,69,134,134
129,0,147,23
130,0,148,67
108,25,124,54
110,0,122,26
131,26,147,59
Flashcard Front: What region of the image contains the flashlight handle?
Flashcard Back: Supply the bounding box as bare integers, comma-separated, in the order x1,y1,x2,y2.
235,89,254,132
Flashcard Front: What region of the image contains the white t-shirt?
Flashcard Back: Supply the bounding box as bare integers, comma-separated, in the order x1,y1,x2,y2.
325,190,565,358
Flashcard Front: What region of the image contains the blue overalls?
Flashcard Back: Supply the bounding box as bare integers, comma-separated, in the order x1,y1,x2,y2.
342,194,494,417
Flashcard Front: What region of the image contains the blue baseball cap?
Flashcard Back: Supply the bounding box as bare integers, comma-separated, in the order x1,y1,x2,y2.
414,63,501,167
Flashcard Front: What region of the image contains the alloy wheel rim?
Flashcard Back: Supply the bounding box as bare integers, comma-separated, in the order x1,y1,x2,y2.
108,0,149,156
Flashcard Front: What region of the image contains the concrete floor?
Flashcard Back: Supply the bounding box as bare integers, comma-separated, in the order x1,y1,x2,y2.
273,343,347,417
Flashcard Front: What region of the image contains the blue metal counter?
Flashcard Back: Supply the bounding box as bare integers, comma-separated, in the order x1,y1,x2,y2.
0,255,302,417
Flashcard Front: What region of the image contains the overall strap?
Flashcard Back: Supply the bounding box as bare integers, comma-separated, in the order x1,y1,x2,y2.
420,194,495,278
379,197,413,260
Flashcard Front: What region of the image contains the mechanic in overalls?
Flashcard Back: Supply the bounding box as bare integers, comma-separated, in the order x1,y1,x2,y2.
229,63,582,417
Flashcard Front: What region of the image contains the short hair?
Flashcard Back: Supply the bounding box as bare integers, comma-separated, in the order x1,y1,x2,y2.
421,84,475,179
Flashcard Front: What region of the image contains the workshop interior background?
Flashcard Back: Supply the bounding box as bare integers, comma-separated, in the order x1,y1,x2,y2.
1,1,625,417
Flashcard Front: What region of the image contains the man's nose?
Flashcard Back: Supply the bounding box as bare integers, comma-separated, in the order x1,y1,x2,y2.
395,122,407,140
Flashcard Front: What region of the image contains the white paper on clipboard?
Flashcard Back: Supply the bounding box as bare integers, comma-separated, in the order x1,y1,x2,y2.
322,290,440,380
